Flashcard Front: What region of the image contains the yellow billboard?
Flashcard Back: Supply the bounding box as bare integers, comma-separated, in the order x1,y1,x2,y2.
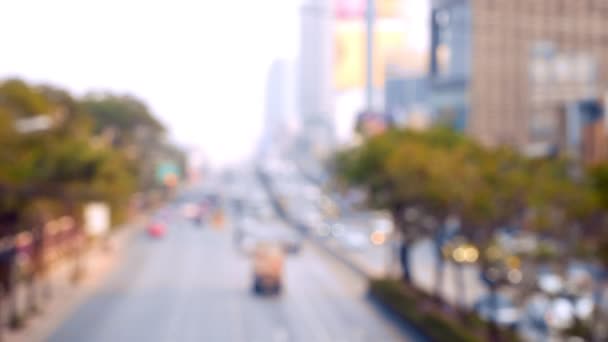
334,22,415,90
334,22,365,90
333,0,428,90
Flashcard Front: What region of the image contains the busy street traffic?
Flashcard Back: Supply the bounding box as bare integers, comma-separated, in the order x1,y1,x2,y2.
48,170,421,342
3,1,608,341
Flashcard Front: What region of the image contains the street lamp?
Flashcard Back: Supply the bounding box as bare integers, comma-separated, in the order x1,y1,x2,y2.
452,244,480,264
365,0,375,111
444,241,479,308
478,246,525,340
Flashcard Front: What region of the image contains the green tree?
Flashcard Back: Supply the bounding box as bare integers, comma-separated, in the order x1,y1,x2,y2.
333,128,481,283
80,93,164,139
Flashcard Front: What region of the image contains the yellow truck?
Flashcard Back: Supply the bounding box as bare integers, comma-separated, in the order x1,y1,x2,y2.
252,242,284,295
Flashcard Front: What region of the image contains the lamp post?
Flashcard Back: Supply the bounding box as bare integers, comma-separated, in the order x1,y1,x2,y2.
365,0,375,111
445,241,479,309
479,247,523,340
481,262,509,340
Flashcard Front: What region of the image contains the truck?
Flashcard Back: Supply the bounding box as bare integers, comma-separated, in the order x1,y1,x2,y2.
252,242,284,295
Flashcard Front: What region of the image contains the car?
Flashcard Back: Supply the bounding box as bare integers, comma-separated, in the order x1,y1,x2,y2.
315,222,332,238
339,230,369,250
147,222,166,238
302,210,324,229
258,227,302,254
254,205,274,220
243,222,302,255
252,242,284,295
474,293,520,328
521,293,550,334
331,223,346,238
275,231,302,254
181,202,200,220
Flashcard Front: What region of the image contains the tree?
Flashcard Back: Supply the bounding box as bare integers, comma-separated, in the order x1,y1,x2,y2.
0,78,143,241
334,126,608,340
80,93,164,140
80,93,187,192
0,78,183,327
333,128,482,284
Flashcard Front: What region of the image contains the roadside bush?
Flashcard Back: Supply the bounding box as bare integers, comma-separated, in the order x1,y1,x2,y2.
369,278,520,342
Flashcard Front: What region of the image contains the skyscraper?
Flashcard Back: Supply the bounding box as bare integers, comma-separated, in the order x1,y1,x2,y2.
259,59,296,159
299,0,335,158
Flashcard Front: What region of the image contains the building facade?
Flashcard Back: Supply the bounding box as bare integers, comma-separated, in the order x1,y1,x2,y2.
565,99,606,165
430,0,608,155
259,59,297,159
299,0,335,159
385,73,431,129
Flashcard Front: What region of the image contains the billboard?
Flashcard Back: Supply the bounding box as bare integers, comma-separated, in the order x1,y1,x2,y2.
84,202,111,237
376,0,403,18
334,0,403,19
334,22,412,90
334,22,365,89
333,0,428,90
156,161,180,188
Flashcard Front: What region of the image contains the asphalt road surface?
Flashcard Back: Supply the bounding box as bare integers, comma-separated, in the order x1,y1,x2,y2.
49,213,422,342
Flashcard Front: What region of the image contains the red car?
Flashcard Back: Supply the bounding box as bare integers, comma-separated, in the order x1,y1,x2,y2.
147,222,166,238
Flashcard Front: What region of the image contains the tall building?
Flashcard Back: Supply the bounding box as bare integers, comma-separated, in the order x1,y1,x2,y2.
259,59,296,159
299,0,335,158
429,0,608,154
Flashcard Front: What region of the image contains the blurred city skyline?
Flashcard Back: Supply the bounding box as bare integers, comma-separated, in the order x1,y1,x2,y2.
3,2,608,341
0,0,430,166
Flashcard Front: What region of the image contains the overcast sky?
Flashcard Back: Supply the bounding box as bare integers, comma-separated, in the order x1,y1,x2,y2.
0,0,299,166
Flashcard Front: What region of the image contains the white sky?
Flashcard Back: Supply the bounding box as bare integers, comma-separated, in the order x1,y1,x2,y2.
0,0,299,166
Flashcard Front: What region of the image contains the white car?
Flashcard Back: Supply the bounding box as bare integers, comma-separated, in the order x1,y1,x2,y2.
181,203,200,219
474,293,520,328
339,231,369,250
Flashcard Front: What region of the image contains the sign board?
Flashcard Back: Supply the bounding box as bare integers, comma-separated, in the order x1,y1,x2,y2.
15,115,53,134
355,111,392,137
84,202,111,237
156,162,180,187
335,0,403,19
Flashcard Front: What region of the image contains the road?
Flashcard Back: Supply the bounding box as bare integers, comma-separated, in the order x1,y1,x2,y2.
49,208,421,341
272,169,489,310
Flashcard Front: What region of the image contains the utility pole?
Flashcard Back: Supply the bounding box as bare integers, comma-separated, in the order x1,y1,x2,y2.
366,0,375,112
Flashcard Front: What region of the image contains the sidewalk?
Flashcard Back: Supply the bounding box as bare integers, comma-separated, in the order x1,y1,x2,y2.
2,219,144,342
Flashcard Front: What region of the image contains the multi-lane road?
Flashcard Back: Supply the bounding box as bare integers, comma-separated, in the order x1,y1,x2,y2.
49,185,423,342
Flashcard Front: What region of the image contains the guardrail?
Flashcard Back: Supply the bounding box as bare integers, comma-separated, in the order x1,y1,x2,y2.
256,168,378,278
0,216,84,336
0,218,81,264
